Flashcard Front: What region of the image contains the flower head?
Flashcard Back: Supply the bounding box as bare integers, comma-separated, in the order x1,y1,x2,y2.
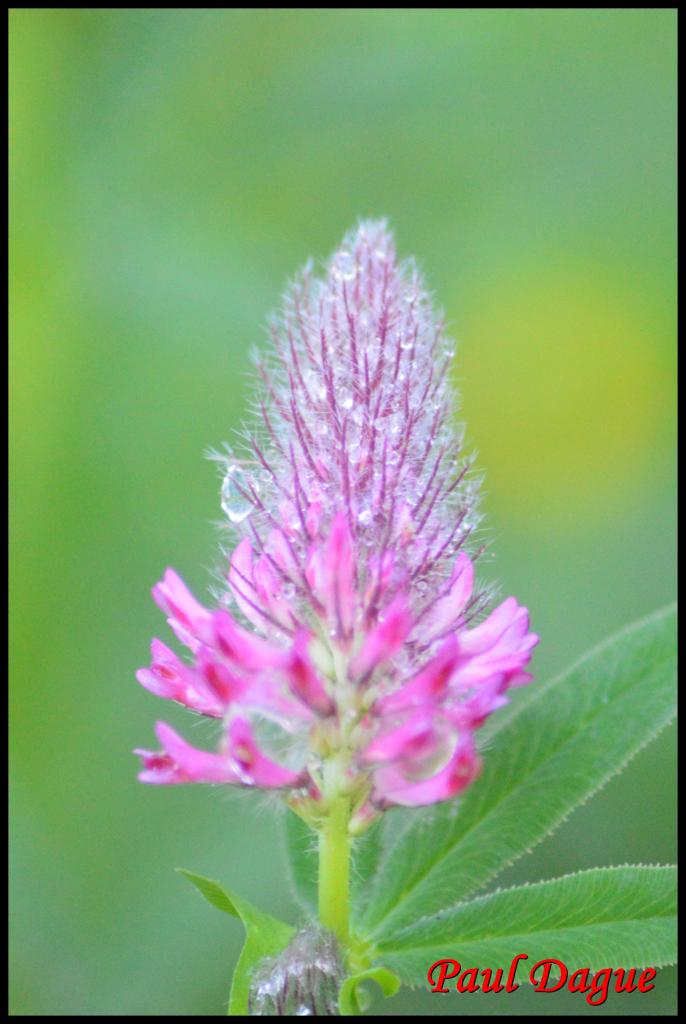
135,221,538,824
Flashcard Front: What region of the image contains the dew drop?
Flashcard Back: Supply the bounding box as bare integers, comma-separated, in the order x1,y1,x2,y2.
331,250,357,282
305,370,326,401
221,465,254,524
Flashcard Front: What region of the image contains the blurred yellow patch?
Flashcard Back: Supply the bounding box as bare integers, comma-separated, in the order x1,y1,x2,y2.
458,265,672,522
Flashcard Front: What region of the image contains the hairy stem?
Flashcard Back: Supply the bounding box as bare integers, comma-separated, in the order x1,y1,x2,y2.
318,796,351,946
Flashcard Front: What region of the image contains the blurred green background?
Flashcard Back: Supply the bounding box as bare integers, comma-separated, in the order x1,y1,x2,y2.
9,8,676,1016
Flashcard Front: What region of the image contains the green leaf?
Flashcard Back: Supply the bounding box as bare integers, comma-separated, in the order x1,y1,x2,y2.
350,816,392,927
374,865,677,986
176,868,240,917
282,810,319,917
360,604,677,938
339,966,401,1014
178,868,294,1015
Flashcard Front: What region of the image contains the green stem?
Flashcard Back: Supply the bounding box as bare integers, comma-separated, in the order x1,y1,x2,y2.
318,795,351,946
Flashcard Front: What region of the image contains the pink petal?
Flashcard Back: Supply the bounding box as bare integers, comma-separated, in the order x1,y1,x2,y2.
306,512,357,639
278,499,300,538
363,550,395,608
349,595,412,680
458,597,523,656
509,670,534,688
253,553,295,630
418,552,474,642
134,747,181,785
152,569,212,651
446,675,512,729
197,649,312,723
327,512,356,635
136,638,223,717
305,500,323,538
196,651,247,705
244,679,314,723
228,538,268,633
136,722,241,785
377,636,459,714
286,631,334,715
455,599,539,691
212,608,288,672
228,540,296,634
226,717,304,787
362,714,445,766
373,734,481,807
394,501,415,547
156,722,240,782
267,528,299,575
305,545,326,598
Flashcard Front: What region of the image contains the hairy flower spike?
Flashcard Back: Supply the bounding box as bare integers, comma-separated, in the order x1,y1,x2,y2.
248,927,343,1016
135,221,538,823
